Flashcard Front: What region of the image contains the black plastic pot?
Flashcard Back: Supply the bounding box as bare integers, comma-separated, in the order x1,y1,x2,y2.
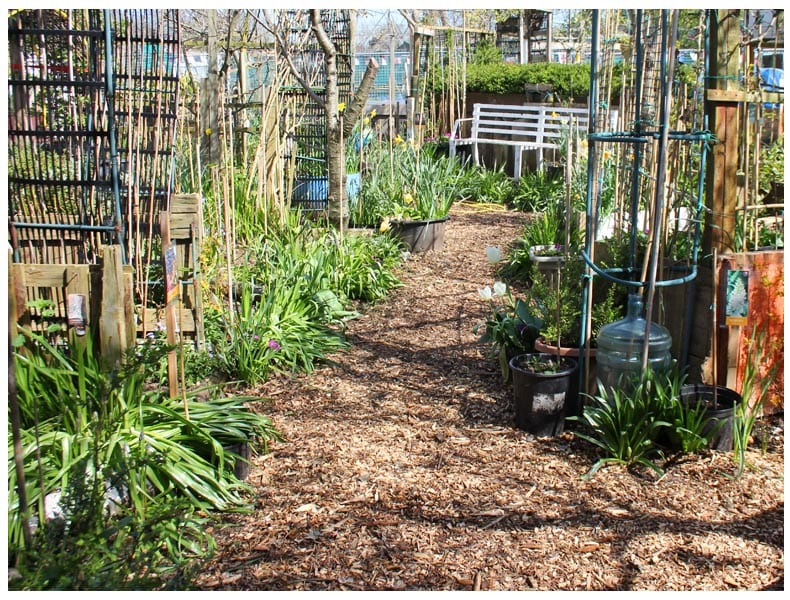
390,217,448,252
679,384,741,451
509,353,578,437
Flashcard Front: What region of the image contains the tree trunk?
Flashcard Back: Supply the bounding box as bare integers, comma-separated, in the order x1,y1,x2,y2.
311,10,345,228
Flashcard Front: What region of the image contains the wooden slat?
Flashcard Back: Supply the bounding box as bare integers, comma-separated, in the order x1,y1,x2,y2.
20,263,92,288
137,307,196,334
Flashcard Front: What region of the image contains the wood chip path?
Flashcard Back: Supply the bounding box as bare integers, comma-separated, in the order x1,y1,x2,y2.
198,205,784,591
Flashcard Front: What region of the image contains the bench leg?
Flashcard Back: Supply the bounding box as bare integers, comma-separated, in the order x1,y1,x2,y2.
514,146,522,182
473,143,480,166
537,148,544,172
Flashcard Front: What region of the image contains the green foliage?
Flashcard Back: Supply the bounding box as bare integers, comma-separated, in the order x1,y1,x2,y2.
207,214,403,385
459,163,515,205
331,232,403,303
465,62,593,103
9,331,281,588
210,280,350,385
511,169,565,212
527,256,624,348
731,327,776,478
362,142,467,222
571,369,675,478
475,281,542,381
667,393,718,454
12,497,214,590
470,37,503,65
570,362,764,479
758,136,784,195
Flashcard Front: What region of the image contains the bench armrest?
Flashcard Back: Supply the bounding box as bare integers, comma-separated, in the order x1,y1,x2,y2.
450,117,473,140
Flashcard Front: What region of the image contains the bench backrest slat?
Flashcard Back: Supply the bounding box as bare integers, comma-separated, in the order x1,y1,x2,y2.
469,103,588,145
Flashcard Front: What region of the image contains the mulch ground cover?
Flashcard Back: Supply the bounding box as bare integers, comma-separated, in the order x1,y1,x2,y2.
197,204,784,591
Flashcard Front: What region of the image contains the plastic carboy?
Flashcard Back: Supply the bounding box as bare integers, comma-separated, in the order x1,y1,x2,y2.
595,293,672,390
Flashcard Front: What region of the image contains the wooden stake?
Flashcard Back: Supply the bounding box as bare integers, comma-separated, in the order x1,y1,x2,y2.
160,212,180,399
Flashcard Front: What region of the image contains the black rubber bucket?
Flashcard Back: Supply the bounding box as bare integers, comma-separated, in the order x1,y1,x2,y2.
391,217,448,252
679,384,742,451
509,354,578,437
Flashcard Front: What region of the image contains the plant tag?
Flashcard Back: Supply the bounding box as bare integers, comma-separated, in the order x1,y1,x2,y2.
532,392,565,413
164,242,179,305
725,270,749,326
67,293,87,336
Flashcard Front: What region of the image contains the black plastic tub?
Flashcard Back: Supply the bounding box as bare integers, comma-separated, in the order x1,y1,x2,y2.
509,354,578,437
390,217,448,252
679,384,742,451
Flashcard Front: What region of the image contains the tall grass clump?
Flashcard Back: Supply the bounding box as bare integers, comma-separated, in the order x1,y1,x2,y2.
9,331,281,589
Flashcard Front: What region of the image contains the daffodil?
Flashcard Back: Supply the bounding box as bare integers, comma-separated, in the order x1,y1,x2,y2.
369,109,377,119
379,217,392,232
394,134,404,145
403,192,415,205
338,102,346,113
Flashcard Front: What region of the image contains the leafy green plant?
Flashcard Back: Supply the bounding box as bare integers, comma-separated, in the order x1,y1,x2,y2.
465,62,597,103
758,136,783,197
511,169,565,213
361,142,466,222
571,371,672,478
459,163,514,205
9,330,281,588
731,326,776,478
475,281,542,380
527,256,624,348
210,280,349,385
330,231,403,303
667,394,719,454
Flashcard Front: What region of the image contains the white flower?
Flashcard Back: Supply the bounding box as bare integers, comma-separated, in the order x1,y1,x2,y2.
478,286,493,300
493,281,507,297
486,246,502,263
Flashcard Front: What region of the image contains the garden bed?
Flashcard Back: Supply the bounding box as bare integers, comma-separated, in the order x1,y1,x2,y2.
198,206,783,591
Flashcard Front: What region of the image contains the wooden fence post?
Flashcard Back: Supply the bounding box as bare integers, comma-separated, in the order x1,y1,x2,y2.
99,245,129,366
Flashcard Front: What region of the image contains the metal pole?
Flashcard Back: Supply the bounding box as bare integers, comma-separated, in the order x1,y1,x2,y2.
104,9,126,264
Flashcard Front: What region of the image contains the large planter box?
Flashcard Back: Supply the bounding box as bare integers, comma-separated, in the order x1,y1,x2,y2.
390,217,448,253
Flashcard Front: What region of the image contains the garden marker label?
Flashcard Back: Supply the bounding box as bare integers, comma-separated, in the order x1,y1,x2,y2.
725,270,749,326
532,392,565,414
165,242,179,305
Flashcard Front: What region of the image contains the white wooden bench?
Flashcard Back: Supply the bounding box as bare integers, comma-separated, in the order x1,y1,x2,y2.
449,103,589,180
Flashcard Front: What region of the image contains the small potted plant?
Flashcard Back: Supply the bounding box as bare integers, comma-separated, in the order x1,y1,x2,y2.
508,352,578,437
476,280,542,382
475,279,577,437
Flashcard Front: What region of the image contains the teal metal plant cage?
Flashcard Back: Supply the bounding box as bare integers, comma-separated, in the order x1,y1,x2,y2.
578,9,713,383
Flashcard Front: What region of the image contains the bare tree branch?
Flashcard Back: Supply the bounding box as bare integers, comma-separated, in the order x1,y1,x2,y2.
248,9,326,108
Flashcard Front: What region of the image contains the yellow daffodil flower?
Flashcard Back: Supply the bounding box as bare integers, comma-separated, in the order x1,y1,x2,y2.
394,134,404,145
403,192,414,205
380,217,391,232
338,102,346,113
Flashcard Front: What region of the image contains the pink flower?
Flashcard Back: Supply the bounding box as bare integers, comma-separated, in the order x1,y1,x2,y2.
268,339,281,351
